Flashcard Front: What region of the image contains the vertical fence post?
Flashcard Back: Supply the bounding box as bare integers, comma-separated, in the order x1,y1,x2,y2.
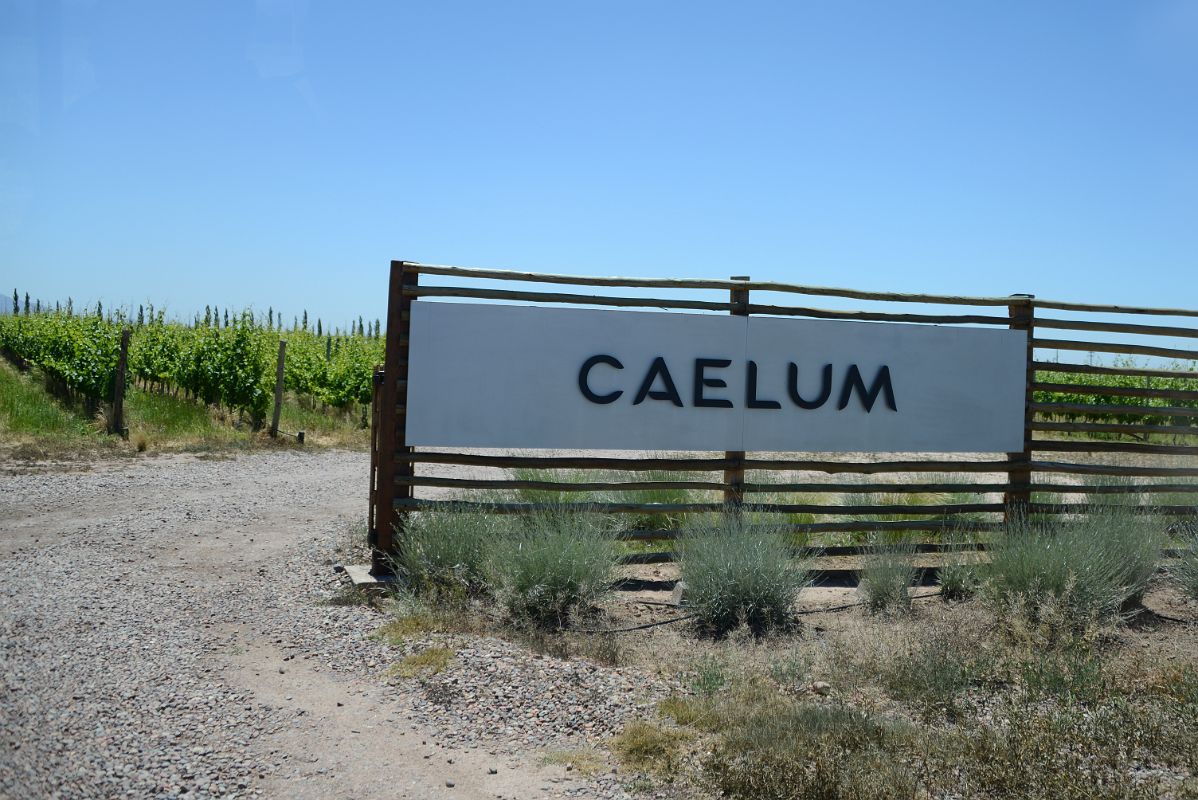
368,365,383,539
270,339,286,437
372,260,417,575
1004,294,1035,522
110,327,131,438
724,276,751,510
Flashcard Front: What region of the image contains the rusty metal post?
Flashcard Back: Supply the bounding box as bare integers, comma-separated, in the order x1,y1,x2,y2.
372,261,417,575
1004,294,1035,523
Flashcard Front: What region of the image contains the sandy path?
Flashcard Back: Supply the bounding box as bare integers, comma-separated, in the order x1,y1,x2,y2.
0,451,588,800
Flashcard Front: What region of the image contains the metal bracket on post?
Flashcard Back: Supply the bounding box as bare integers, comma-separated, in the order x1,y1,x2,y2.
1004,294,1035,524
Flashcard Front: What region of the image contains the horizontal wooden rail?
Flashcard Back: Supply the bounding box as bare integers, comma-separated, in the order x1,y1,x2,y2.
1032,381,1198,403
408,262,1198,318
1031,401,1198,419
1031,482,1198,494
396,475,1017,495
1032,439,1198,457
398,452,1013,474
744,304,1009,326
393,498,1005,516
1028,503,1198,516
1034,317,1198,340
1033,337,1198,362
1031,420,1198,437
398,476,727,492
1029,298,1198,319
1030,460,1198,477
1033,361,1198,381
408,263,1017,306
405,285,731,312
618,520,1008,539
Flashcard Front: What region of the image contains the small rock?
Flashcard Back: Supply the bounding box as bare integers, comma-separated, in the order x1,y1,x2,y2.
445,780,455,788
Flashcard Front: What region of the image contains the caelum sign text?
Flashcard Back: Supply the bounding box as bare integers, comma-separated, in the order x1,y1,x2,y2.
405,302,1025,453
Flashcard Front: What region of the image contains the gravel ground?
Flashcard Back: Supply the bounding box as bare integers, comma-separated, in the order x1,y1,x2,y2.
0,451,675,800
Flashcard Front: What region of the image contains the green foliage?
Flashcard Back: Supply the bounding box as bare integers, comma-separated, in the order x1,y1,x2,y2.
0,313,124,403
1034,359,1198,428
986,505,1166,624
937,533,981,601
857,536,920,614
486,511,618,628
395,509,499,598
1169,521,1198,601
679,514,808,636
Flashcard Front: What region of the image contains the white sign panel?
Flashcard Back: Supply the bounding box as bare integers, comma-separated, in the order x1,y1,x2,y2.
406,301,1026,453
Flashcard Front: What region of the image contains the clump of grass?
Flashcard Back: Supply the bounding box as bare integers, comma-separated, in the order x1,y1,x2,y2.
487,510,618,628
704,701,921,800
689,654,729,696
986,505,1165,625
395,508,500,599
600,468,709,530
936,532,981,601
679,514,808,636
540,749,607,777
857,535,919,614
610,721,690,778
388,646,454,679
1169,521,1198,601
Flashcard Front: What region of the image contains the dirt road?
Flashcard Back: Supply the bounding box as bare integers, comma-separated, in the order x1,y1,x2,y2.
0,451,625,799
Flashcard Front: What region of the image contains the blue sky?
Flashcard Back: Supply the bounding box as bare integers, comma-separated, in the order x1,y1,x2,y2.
3,0,1197,329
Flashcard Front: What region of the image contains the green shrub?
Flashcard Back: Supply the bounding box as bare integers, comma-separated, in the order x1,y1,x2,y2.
486,511,617,628
1169,521,1198,601
937,533,981,601
705,702,921,800
857,536,919,614
395,508,499,599
679,514,809,636
986,506,1165,624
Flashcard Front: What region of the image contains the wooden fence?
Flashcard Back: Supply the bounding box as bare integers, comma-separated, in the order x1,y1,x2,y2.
367,260,1198,574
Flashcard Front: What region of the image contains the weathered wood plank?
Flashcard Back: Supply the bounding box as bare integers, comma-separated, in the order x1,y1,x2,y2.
393,498,1004,515
405,285,731,312
1035,317,1198,339
1031,401,1198,419
1033,337,1198,361
1032,439,1198,456
1030,460,1198,477
1032,381,1198,403
1031,420,1198,437
398,452,1013,473
396,475,1016,495
1033,361,1198,381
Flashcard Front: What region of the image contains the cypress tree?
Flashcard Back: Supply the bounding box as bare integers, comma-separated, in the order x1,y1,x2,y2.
25,293,31,315
12,289,17,315
357,316,364,337
137,305,145,326
224,309,229,328
374,319,381,338
316,319,322,337
268,307,274,329
302,310,308,331
35,299,40,313
95,300,102,318
66,297,73,316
